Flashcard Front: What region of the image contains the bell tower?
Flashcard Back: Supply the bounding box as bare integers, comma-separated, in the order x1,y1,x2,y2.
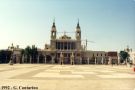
51,20,57,40
76,20,81,40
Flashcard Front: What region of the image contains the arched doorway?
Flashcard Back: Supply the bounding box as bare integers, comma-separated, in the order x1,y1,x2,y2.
82,57,87,64
46,55,52,64
89,57,95,64
39,54,44,63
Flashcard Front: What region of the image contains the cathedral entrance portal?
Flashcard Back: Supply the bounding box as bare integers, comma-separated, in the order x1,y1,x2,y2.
58,52,71,64
63,53,70,64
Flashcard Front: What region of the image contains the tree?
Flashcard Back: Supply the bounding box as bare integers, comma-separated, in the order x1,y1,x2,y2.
119,51,129,63
23,45,38,63
0,50,12,63
31,45,38,63
24,46,31,63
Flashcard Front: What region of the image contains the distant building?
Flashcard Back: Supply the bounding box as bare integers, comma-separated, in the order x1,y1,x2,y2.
107,52,118,64
8,43,22,63
7,21,119,65
124,46,135,64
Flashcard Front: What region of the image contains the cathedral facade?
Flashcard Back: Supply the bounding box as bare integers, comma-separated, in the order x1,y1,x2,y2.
43,21,83,64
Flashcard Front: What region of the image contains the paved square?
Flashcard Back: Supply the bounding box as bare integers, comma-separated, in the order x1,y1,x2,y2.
0,64,135,90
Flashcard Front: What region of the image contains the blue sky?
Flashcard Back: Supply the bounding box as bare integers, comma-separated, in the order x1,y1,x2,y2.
0,0,135,51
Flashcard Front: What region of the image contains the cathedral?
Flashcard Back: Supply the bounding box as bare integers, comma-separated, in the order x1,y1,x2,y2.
8,21,119,65
44,20,83,64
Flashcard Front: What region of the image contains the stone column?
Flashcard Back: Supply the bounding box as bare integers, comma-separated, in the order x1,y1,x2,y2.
44,55,46,64
37,55,40,63
108,57,110,64
95,57,97,65
101,57,104,64
22,55,24,63
60,52,64,65
70,55,72,65
104,57,106,65
70,52,74,65
52,56,55,64
118,56,120,65
80,57,82,64
87,57,89,64
9,55,13,65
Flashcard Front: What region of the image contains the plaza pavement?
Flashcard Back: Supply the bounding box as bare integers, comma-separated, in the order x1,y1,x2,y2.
0,64,135,90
